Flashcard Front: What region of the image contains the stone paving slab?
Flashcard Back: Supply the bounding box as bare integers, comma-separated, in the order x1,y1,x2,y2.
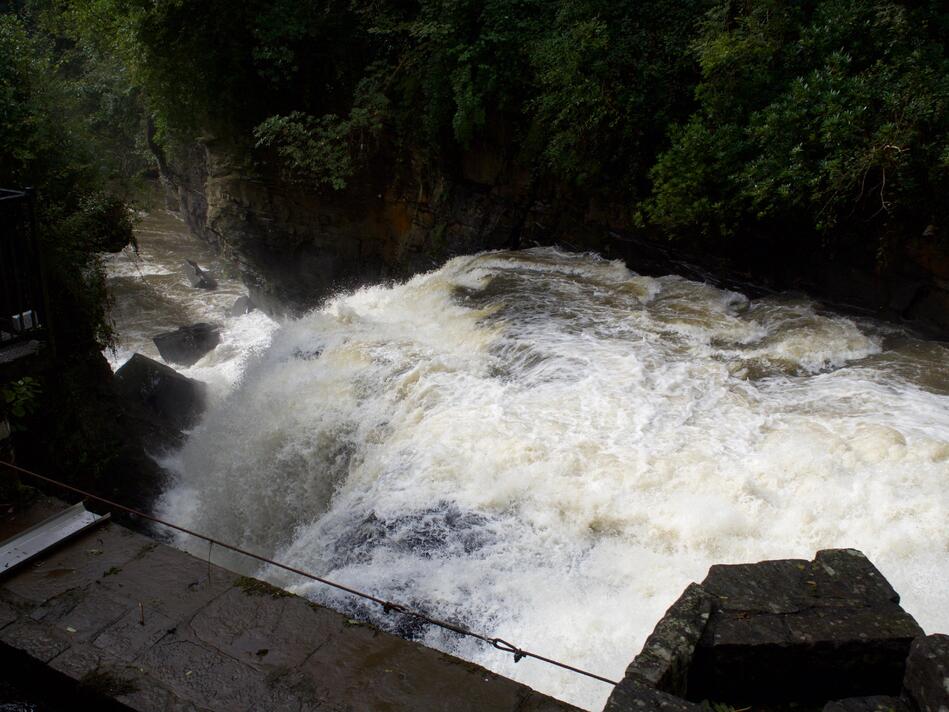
0,512,580,712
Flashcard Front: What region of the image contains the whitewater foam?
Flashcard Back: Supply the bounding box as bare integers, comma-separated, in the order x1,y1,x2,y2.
155,247,949,710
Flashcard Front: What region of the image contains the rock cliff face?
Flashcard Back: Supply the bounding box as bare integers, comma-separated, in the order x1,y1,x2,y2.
159,139,949,337
160,139,537,315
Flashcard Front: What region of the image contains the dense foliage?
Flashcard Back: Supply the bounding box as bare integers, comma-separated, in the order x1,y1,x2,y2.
1,3,148,350
51,0,949,252
64,0,709,196
647,0,949,246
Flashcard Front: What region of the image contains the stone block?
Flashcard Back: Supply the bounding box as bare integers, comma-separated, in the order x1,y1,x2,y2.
31,588,130,644
188,586,330,671
2,524,146,604
702,558,811,614
807,549,901,608
135,629,300,712
903,634,949,712
0,619,71,663
688,550,923,705
93,605,176,662
97,538,237,620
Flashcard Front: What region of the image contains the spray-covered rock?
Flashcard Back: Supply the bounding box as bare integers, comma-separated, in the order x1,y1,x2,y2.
114,353,207,431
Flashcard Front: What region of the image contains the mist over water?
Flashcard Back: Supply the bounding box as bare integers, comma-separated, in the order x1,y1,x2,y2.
122,242,948,710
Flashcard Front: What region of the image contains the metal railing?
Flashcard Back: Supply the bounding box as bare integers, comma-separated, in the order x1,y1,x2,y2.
0,188,47,345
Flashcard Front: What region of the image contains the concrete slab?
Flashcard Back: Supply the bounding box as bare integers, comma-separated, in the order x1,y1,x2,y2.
188,585,331,670
0,509,579,712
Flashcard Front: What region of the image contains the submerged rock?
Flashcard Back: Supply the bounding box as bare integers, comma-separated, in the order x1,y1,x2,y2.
113,353,207,431
183,259,218,290
153,323,221,366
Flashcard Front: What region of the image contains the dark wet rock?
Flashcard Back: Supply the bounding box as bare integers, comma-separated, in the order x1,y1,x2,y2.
823,696,911,712
290,346,322,360
152,323,220,366
183,259,217,290
228,295,255,317
903,634,949,712
113,353,207,431
610,549,924,711
688,549,923,705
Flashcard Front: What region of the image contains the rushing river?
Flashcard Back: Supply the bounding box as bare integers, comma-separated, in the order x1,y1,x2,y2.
107,210,949,711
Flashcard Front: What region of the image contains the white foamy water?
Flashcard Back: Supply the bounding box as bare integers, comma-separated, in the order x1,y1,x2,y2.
154,248,949,710
102,208,278,398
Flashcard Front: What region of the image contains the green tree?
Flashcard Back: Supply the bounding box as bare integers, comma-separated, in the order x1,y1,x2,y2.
647,0,949,247
0,7,139,349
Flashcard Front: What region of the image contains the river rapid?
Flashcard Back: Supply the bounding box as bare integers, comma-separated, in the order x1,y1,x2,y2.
106,210,949,711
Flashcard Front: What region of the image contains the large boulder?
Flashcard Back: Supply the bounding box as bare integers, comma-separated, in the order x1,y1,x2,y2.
153,323,221,366
183,259,218,290
113,353,207,431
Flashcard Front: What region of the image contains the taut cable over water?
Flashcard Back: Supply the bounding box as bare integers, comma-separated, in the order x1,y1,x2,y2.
0,459,621,687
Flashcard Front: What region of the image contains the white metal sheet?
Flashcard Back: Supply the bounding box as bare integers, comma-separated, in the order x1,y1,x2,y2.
0,502,110,575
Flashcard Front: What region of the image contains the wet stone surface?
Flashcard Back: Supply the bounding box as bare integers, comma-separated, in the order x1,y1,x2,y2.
688,549,923,705
0,508,578,712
